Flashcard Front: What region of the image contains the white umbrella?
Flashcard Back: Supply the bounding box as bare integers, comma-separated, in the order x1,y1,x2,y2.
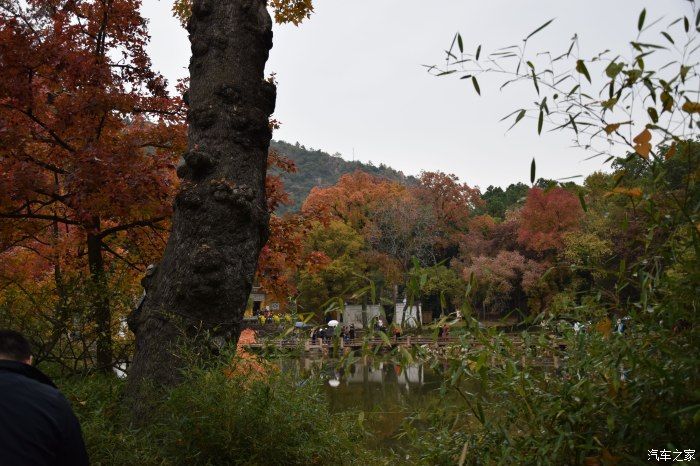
327,320,339,327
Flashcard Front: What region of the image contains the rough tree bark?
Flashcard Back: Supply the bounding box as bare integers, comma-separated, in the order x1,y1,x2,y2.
126,0,275,404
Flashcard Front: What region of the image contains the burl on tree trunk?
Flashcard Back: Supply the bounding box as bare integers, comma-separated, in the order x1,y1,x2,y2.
126,0,275,401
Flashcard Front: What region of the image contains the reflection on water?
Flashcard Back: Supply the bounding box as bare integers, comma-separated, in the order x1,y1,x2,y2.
276,357,451,450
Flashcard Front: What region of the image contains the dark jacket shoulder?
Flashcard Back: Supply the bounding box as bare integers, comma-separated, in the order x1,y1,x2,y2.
0,360,89,466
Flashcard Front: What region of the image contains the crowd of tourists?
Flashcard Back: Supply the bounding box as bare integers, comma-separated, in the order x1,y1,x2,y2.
310,324,357,345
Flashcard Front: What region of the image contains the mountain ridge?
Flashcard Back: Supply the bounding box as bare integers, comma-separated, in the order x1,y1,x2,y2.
271,140,418,213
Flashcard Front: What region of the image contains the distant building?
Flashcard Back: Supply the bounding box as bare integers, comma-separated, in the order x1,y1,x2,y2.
341,303,424,328
393,303,422,327
341,305,383,329
250,286,266,315
248,285,281,315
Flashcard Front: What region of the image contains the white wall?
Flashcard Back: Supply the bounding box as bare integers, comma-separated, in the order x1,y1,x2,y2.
341,304,382,329
394,304,422,327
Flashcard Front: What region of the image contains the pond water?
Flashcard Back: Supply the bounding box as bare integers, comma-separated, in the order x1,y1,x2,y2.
276,357,458,451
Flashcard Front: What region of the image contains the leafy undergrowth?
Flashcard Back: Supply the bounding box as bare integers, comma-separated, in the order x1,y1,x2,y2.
401,316,700,465
61,353,379,466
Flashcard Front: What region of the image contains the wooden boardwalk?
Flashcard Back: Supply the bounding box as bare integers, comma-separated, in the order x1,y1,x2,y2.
244,334,565,369
245,336,465,352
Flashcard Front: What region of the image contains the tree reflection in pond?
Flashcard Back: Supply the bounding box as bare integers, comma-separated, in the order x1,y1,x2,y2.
275,357,458,452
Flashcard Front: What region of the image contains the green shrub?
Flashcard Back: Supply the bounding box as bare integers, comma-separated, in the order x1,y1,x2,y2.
403,315,699,465
60,358,373,465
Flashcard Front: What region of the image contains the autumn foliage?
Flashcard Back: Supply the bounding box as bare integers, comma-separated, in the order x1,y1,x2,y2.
2,0,694,377
0,0,186,370
517,187,583,253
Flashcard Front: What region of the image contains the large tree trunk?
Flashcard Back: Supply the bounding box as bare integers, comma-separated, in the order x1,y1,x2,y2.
126,0,275,404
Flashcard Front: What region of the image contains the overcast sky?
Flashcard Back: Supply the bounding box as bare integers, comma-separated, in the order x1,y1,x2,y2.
141,1,687,189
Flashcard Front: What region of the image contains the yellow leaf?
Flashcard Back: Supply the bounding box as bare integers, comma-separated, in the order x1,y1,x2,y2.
633,128,652,144
633,129,652,159
595,317,612,338
634,144,651,159
666,142,677,159
602,449,622,465
660,91,674,112
606,187,643,198
604,123,621,135
601,98,618,110
682,101,700,113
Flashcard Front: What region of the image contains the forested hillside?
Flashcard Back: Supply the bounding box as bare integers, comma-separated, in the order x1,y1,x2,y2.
270,140,417,212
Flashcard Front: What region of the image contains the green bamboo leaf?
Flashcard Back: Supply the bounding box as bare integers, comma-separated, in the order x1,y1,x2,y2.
472,76,481,95
647,107,659,123
569,115,578,135
457,33,464,53
476,401,485,423
400,346,414,364
526,18,555,40
684,16,690,32
499,109,522,122
379,331,391,346
475,352,488,371
643,78,656,103
680,65,690,83
576,60,591,83
476,44,482,60
537,108,544,135
631,42,667,50
531,68,540,95
530,158,536,184
601,97,618,110
500,78,516,90
638,9,646,31
660,32,674,45
605,62,624,79
668,17,682,28
508,109,527,131
636,56,645,70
